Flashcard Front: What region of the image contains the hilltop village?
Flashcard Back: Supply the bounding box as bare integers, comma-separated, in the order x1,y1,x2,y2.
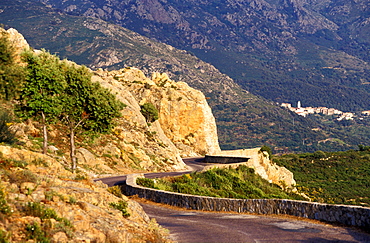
281,102,370,121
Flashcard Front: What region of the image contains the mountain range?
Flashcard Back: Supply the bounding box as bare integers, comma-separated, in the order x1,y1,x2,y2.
1,0,370,153
37,0,370,112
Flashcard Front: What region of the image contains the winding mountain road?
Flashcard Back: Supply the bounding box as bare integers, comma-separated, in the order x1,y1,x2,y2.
95,158,370,242
95,157,206,187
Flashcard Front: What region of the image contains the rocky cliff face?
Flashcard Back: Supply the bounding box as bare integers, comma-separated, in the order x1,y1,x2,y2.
0,28,30,64
93,67,221,157
208,148,296,189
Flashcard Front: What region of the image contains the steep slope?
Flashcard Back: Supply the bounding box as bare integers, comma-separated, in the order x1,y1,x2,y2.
1,26,220,175
0,26,222,242
36,0,370,112
0,145,171,242
0,26,303,242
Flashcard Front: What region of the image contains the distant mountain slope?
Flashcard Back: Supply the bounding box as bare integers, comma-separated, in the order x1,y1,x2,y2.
2,0,370,153
36,0,370,112
0,0,246,105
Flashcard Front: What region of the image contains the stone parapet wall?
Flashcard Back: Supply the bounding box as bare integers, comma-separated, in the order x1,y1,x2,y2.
125,174,370,229
204,155,249,164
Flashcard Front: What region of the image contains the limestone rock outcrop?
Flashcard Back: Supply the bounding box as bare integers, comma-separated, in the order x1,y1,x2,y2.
208,148,296,189
1,28,30,63
93,67,221,157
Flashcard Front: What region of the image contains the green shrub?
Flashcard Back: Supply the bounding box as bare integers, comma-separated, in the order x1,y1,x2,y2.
11,159,28,168
68,196,77,205
110,200,130,217
259,145,272,159
25,222,50,243
7,170,38,184
24,202,73,238
0,109,16,144
31,158,48,167
140,103,159,123
107,186,123,198
137,178,156,188
0,187,11,215
24,202,59,220
73,173,88,181
44,190,66,202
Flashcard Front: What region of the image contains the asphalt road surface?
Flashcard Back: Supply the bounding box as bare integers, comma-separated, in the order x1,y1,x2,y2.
139,201,370,243
95,157,206,187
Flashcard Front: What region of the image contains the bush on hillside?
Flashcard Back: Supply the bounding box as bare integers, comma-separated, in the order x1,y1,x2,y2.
0,109,17,144
140,103,159,123
137,165,304,200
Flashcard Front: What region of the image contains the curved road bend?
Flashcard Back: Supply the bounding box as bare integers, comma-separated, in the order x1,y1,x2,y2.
95,158,370,242
95,157,206,187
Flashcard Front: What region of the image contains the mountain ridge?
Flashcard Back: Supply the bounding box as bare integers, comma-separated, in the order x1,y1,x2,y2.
38,0,370,111
2,0,370,153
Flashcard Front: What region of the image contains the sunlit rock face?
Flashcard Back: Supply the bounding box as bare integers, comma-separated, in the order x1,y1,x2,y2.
210,148,296,189
93,67,221,159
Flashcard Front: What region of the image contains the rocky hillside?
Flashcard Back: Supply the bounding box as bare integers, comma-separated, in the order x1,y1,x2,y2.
92,67,221,158
3,27,221,174
36,0,370,112
0,145,171,242
0,26,304,242
0,26,222,242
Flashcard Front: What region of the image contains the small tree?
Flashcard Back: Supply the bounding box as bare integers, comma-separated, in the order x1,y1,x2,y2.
140,102,159,123
61,62,124,172
18,50,66,154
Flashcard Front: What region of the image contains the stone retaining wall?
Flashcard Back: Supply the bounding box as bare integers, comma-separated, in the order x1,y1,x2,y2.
125,174,370,229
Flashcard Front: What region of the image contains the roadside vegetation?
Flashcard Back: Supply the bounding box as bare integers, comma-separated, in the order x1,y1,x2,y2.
137,146,370,207
273,146,370,206
137,165,305,200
